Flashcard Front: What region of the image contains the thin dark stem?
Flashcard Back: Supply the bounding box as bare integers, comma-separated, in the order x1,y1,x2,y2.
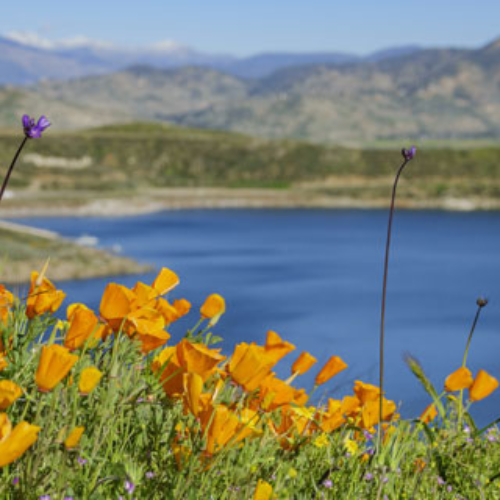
0,136,28,203
378,158,409,444
462,299,486,368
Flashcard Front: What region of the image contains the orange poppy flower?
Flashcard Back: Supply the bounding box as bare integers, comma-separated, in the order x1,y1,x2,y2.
128,283,158,312
420,403,438,424
361,398,396,429
64,426,85,449
0,413,41,467
0,285,14,326
469,369,499,402
78,367,103,395
183,372,203,417
265,331,296,363
341,395,362,417
258,374,299,411
254,479,273,500
176,340,226,381
152,267,180,296
127,307,170,353
152,346,185,396
64,304,100,350
315,356,348,386
292,351,318,375
200,294,225,326
26,272,66,319
173,298,191,317
0,381,23,410
444,367,473,392
35,344,78,392
353,381,381,404
99,283,135,331
228,342,278,392
200,404,240,455
155,298,181,324
0,354,7,373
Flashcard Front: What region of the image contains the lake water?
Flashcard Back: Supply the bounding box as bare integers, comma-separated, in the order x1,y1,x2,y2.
14,209,500,425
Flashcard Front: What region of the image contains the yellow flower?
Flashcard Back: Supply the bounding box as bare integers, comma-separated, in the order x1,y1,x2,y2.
0,380,23,410
0,413,41,467
313,433,329,448
287,467,298,478
64,426,84,449
254,479,273,500
343,438,358,454
78,367,103,395
35,344,78,392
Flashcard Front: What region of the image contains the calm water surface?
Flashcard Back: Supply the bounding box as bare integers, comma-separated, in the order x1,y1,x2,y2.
14,210,500,424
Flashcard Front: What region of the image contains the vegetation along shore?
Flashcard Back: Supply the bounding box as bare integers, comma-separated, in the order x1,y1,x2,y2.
0,123,499,217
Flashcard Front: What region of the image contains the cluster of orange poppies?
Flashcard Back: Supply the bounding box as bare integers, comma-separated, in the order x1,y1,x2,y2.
0,265,498,479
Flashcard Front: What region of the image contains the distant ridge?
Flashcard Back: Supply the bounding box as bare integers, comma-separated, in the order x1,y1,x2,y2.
1,36,500,142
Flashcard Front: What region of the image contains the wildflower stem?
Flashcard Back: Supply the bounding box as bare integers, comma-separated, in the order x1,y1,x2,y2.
378,157,410,448
462,302,485,368
0,136,28,204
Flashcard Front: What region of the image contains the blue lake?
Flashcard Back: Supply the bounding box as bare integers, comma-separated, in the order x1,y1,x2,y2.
13,209,500,425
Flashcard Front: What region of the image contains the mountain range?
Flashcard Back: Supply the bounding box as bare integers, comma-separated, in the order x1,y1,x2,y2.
1,35,500,143
0,34,422,83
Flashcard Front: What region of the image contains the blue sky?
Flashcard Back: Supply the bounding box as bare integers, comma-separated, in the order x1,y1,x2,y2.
2,0,499,55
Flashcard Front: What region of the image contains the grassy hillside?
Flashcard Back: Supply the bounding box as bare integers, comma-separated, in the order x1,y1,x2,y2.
0,223,150,283
0,123,499,211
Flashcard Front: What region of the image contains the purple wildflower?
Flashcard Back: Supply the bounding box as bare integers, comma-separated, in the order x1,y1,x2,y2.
12,477,19,485
366,448,375,456
463,425,471,434
487,433,497,442
39,496,51,500
145,471,155,479
437,476,446,486
466,437,474,444
64,497,74,500
77,457,87,465
125,480,135,495
447,485,453,493
270,474,277,481
323,479,333,489
401,146,416,161
22,115,50,139
364,473,374,482
382,476,389,484
363,429,374,441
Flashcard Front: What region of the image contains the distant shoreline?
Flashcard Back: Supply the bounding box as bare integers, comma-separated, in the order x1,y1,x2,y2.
1,187,500,218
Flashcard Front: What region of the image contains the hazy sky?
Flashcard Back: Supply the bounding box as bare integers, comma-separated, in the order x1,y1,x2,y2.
2,0,499,55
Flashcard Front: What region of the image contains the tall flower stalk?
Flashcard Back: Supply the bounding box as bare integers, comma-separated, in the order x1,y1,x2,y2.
378,146,416,446
0,115,50,204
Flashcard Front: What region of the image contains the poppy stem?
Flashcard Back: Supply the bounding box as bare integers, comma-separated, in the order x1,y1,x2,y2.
378,157,410,450
0,136,28,204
